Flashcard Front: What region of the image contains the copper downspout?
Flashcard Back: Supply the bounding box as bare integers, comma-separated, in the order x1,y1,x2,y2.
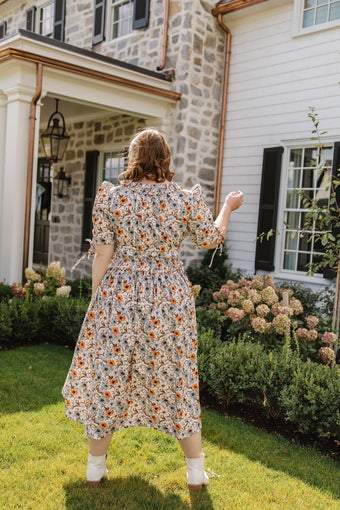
157,0,170,71
22,62,43,283
213,13,232,215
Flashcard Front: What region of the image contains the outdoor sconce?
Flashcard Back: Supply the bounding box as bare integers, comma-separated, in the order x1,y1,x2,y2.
53,167,71,199
41,98,70,163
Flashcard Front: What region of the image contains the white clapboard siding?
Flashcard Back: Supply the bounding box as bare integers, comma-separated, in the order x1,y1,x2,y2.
221,0,340,281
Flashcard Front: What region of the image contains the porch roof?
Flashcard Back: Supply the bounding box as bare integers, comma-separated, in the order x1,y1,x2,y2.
0,30,180,104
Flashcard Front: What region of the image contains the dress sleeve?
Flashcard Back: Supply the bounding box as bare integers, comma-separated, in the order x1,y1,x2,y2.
87,181,115,258
187,183,225,249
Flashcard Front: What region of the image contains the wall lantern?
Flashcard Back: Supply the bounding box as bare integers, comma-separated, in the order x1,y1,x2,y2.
53,167,71,199
41,98,70,162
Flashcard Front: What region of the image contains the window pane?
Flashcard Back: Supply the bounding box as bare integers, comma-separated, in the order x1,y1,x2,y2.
302,168,314,188
330,1,340,20
315,5,329,23
303,9,315,27
305,0,316,6
320,147,333,167
288,168,300,188
286,190,300,208
317,0,328,4
285,231,298,250
297,252,311,272
290,148,303,167
304,147,318,167
298,232,312,252
284,211,299,229
284,252,297,271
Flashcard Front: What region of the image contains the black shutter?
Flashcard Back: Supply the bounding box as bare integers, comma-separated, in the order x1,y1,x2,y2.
133,0,150,29
82,151,99,251
53,0,66,41
93,0,106,45
255,147,284,272
26,6,36,32
0,21,7,39
323,142,340,279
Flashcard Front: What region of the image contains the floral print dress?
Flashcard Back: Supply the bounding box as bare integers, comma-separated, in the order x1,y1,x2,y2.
62,179,224,440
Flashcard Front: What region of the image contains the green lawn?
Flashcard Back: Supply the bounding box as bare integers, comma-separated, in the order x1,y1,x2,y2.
0,344,339,510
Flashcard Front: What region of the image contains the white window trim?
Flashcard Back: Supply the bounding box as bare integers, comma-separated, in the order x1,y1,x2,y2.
272,137,338,285
96,144,125,188
106,0,134,42
292,0,340,38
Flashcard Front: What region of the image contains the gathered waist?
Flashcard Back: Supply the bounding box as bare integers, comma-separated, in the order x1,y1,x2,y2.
113,245,180,260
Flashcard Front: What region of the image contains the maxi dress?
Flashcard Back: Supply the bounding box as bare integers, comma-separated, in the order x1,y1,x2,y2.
61,179,224,440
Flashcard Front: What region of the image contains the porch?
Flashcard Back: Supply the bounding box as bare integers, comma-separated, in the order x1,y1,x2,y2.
0,30,179,284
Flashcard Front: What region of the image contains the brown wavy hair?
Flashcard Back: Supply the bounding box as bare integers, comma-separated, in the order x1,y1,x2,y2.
119,128,175,183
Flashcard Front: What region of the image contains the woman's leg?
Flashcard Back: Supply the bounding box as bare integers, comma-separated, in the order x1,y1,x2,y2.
178,431,203,458
88,432,113,456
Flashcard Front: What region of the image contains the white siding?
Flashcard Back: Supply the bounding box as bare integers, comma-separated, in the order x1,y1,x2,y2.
221,0,340,284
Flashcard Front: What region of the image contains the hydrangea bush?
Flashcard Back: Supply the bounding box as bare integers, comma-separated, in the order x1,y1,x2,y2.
209,274,338,366
10,261,71,301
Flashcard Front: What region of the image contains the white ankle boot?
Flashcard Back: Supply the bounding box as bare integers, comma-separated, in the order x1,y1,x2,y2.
185,452,209,491
86,453,108,485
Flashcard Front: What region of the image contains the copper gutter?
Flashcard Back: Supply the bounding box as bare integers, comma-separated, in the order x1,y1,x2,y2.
213,13,232,215
0,48,181,102
212,0,267,16
157,0,170,71
22,62,43,282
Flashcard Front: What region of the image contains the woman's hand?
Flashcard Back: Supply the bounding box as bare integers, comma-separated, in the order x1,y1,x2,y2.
224,191,244,211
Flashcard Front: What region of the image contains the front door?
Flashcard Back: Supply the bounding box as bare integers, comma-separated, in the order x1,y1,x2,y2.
33,158,52,265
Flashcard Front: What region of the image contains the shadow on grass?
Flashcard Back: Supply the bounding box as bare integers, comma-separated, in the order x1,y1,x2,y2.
202,408,340,501
64,476,214,510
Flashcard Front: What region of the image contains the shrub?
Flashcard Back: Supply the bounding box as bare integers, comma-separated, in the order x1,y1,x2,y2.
197,329,221,396
196,307,226,339
0,297,89,349
207,337,268,409
68,277,92,299
0,282,12,302
280,362,340,438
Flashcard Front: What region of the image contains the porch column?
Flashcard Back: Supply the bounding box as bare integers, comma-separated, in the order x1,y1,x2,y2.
0,93,6,240
0,86,36,285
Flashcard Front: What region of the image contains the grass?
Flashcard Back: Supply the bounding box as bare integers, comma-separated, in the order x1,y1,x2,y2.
0,344,339,510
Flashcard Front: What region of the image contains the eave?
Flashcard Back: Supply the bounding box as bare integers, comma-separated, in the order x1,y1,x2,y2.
212,0,267,16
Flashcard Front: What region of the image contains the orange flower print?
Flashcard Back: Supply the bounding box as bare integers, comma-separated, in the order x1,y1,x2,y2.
159,245,166,253
173,330,181,338
70,387,77,396
104,409,114,417
113,209,122,218
175,392,183,400
103,390,112,399
159,201,166,210
175,423,182,430
112,345,121,354
151,377,160,386
117,227,124,236
151,318,160,327
111,325,120,335
119,195,128,205
101,289,108,299
108,377,117,386
122,281,131,292
87,310,95,320
79,340,86,349
106,359,117,367
151,415,157,423
84,329,94,340
115,293,124,303
100,421,109,429
116,313,126,323
189,353,197,362
175,314,183,324
148,331,156,340
191,383,199,390
171,298,177,305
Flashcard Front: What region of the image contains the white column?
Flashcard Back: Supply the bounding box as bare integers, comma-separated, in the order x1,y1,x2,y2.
0,86,35,284
0,93,7,245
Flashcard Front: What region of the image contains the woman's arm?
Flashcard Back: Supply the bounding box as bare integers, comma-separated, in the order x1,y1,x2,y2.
214,191,244,242
91,244,114,297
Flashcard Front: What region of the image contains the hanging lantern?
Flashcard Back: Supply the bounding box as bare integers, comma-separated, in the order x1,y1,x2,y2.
53,167,71,198
41,98,70,162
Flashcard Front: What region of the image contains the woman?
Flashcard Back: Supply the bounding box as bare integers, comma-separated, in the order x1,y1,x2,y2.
62,128,243,490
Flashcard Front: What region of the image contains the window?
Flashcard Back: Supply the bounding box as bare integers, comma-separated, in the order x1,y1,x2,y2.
40,1,55,37
302,0,340,28
281,145,333,274
109,0,133,40
0,21,7,39
101,151,126,185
